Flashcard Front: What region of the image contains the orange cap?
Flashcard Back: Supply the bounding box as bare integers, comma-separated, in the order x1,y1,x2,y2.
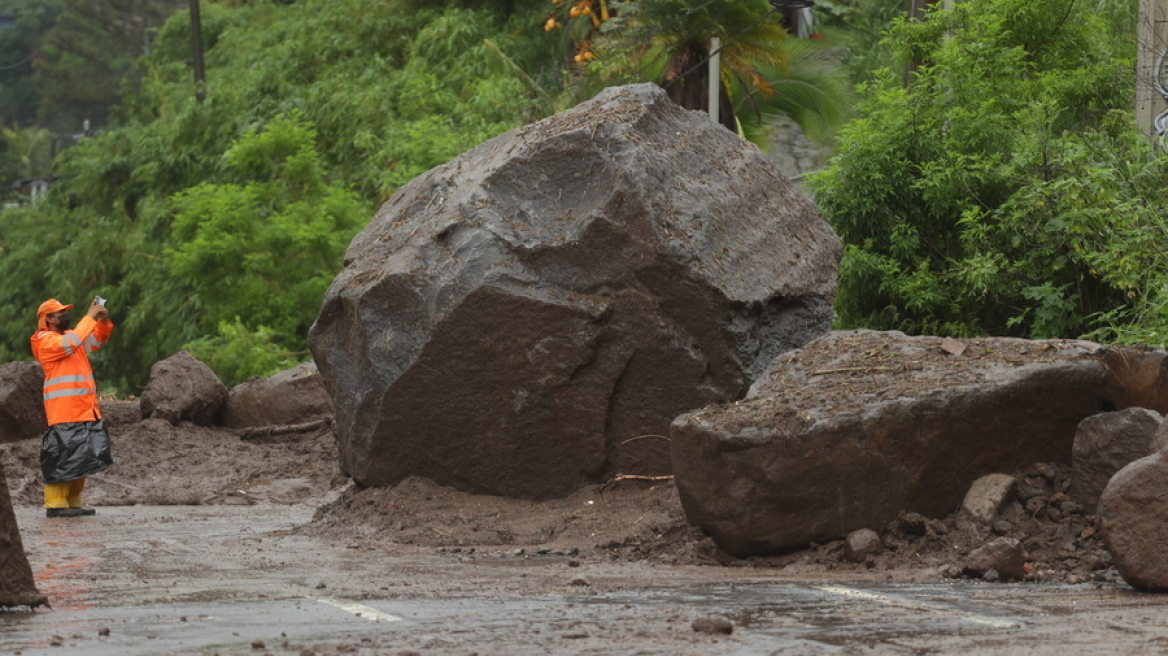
37,299,74,317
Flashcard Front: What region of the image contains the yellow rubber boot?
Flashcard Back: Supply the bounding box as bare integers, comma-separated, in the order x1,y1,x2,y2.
44,480,72,506
67,478,86,509
44,481,71,509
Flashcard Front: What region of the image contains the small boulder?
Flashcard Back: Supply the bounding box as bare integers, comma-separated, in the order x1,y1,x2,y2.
963,538,1028,581
895,511,929,536
140,352,227,426
1099,450,1168,591
0,361,46,443
1070,408,1162,510
961,473,1016,524
691,615,733,635
1151,418,1168,455
843,528,883,562
224,361,333,428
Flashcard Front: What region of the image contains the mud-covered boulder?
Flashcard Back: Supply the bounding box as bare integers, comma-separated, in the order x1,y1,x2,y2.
1099,446,1168,591
225,361,333,429
1070,408,1162,511
963,537,1028,581
961,473,1016,524
843,528,882,562
0,361,46,444
0,459,46,608
309,83,842,499
140,352,227,426
671,330,1108,556
1154,418,1168,453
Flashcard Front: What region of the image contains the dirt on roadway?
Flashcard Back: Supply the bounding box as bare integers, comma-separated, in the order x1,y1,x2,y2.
5,503,1168,656
2,398,1167,654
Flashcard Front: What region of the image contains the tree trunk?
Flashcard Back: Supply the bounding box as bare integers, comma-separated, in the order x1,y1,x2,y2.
663,43,736,133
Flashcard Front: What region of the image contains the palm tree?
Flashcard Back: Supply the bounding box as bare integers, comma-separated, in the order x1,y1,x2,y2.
1,125,54,179
574,0,847,140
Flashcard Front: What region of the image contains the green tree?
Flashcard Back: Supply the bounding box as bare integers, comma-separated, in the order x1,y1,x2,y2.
33,0,181,131
812,0,911,84
0,124,53,177
166,114,365,348
185,319,299,388
809,0,1142,339
0,0,66,127
0,0,561,391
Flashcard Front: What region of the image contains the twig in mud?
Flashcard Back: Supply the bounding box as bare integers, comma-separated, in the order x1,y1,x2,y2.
609,475,674,483
810,366,893,376
238,418,331,441
619,435,670,445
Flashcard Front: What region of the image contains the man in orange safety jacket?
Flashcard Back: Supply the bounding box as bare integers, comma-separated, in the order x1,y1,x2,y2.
31,297,115,518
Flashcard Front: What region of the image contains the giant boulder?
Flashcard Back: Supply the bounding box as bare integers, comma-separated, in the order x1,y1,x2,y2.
0,361,46,444
309,83,842,499
0,459,46,608
671,330,1110,556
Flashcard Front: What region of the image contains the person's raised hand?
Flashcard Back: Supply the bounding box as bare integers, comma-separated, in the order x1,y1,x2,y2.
88,298,108,321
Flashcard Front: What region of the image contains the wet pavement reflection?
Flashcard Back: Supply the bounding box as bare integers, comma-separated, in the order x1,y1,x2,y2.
3,506,1167,655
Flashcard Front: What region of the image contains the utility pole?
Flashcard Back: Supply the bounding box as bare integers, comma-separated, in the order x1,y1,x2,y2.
190,0,206,103
1137,0,1168,145
708,37,721,125
905,0,955,85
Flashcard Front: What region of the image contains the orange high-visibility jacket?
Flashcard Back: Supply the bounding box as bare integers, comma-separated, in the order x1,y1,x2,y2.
30,316,114,426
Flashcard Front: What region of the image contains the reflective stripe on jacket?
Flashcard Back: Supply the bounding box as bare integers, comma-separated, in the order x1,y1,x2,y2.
30,315,114,426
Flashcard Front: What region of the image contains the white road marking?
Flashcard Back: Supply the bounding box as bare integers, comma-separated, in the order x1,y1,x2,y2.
812,585,1021,629
316,597,404,623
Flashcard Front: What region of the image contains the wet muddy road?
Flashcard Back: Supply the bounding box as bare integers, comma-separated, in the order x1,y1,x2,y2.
4,505,1168,655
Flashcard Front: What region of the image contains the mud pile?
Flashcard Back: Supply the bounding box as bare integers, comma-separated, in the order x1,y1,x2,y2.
299,461,1121,587
0,344,1148,589
0,397,1133,587
0,399,345,508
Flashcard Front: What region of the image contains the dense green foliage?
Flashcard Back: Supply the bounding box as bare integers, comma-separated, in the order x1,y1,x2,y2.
0,0,562,391
809,0,1165,342
14,0,1157,395
0,0,66,129
813,0,911,84
0,0,179,132
0,0,857,392
36,0,182,130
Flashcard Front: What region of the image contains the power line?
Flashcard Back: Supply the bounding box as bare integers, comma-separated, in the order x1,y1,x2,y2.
0,52,35,72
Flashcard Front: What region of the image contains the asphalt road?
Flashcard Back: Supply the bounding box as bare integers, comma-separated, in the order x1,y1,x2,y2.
3,505,1168,655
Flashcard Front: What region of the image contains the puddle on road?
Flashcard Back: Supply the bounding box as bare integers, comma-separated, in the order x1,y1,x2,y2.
577,581,1028,649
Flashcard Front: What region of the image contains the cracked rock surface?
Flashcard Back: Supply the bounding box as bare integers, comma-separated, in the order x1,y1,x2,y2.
309,83,841,499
